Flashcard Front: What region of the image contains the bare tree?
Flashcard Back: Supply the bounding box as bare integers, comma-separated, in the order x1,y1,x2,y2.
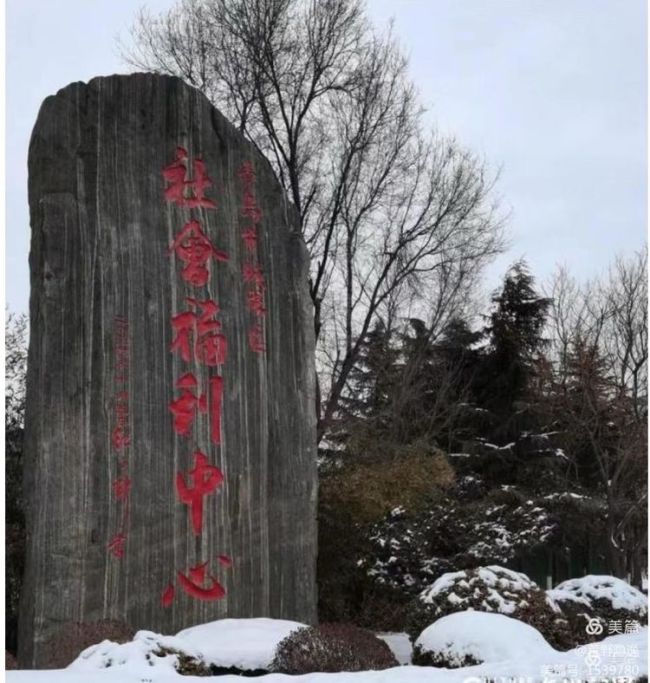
547,250,647,581
122,0,505,436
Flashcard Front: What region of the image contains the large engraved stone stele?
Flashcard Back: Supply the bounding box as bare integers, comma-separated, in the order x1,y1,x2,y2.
19,73,318,667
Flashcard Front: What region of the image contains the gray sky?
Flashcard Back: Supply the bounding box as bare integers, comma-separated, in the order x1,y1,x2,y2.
6,0,647,314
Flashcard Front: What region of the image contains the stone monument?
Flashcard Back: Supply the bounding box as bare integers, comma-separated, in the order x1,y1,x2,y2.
19,73,317,667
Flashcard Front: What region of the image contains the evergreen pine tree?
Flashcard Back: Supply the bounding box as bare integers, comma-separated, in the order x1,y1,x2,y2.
340,321,400,435
480,261,552,435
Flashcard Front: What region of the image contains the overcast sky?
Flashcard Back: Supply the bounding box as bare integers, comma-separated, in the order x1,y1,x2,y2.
6,0,647,314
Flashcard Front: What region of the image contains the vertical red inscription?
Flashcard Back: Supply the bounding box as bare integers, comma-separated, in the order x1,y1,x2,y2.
162,146,229,604
237,161,267,354
108,317,131,559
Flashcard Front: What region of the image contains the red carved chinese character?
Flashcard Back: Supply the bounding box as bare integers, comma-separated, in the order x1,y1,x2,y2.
111,425,130,450
161,563,227,605
242,264,265,287
161,583,175,607
248,324,266,354
169,373,224,443
168,219,228,287
238,160,255,185
112,475,131,501
176,451,224,535
242,189,262,224
107,533,126,559
169,373,207,437
217,554,233,568
115,346,129,374
246,287,267,317
241,228,258,252
163,147,217,209
177,562,226,601
170,298,228,366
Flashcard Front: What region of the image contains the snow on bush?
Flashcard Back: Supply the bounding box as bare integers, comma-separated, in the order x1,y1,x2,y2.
409,565,572,650
360,500,556,602
547,575,648,647
419,565,547,614
271,623,398,674
175,617,306,672
67,630,209,675
413,611,555,668
552,575,648,618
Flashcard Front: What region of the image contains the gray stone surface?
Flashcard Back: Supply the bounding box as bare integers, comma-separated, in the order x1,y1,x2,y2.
19,73,317,667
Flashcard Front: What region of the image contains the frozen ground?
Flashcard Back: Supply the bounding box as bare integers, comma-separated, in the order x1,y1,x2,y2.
7,618,647,682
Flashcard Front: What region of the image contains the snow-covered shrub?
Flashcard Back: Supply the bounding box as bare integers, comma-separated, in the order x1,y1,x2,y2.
43,619,135,669
359,505,453,598
68,629,209,676
553,575,647,619
453,474,487,500
360,499,556,599
548,575,648,646
318,450,454,628
152,647,213,676
271,623,398,674
407,566,572,650
412,611,555,667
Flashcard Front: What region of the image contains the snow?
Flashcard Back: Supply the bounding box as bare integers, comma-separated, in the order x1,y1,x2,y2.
544,491,589,501
175,617,306,670
66,618,306,674
376,633,412,665
546,587,592,609
67,630,205,675
419,566,539,615
553,575,648,615
414,611,554,666
7,627,648,682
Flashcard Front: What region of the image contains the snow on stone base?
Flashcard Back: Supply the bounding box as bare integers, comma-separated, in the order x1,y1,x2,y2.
175,617,306,670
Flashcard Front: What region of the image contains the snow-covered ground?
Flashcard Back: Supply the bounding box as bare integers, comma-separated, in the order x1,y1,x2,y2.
7,618,647,682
